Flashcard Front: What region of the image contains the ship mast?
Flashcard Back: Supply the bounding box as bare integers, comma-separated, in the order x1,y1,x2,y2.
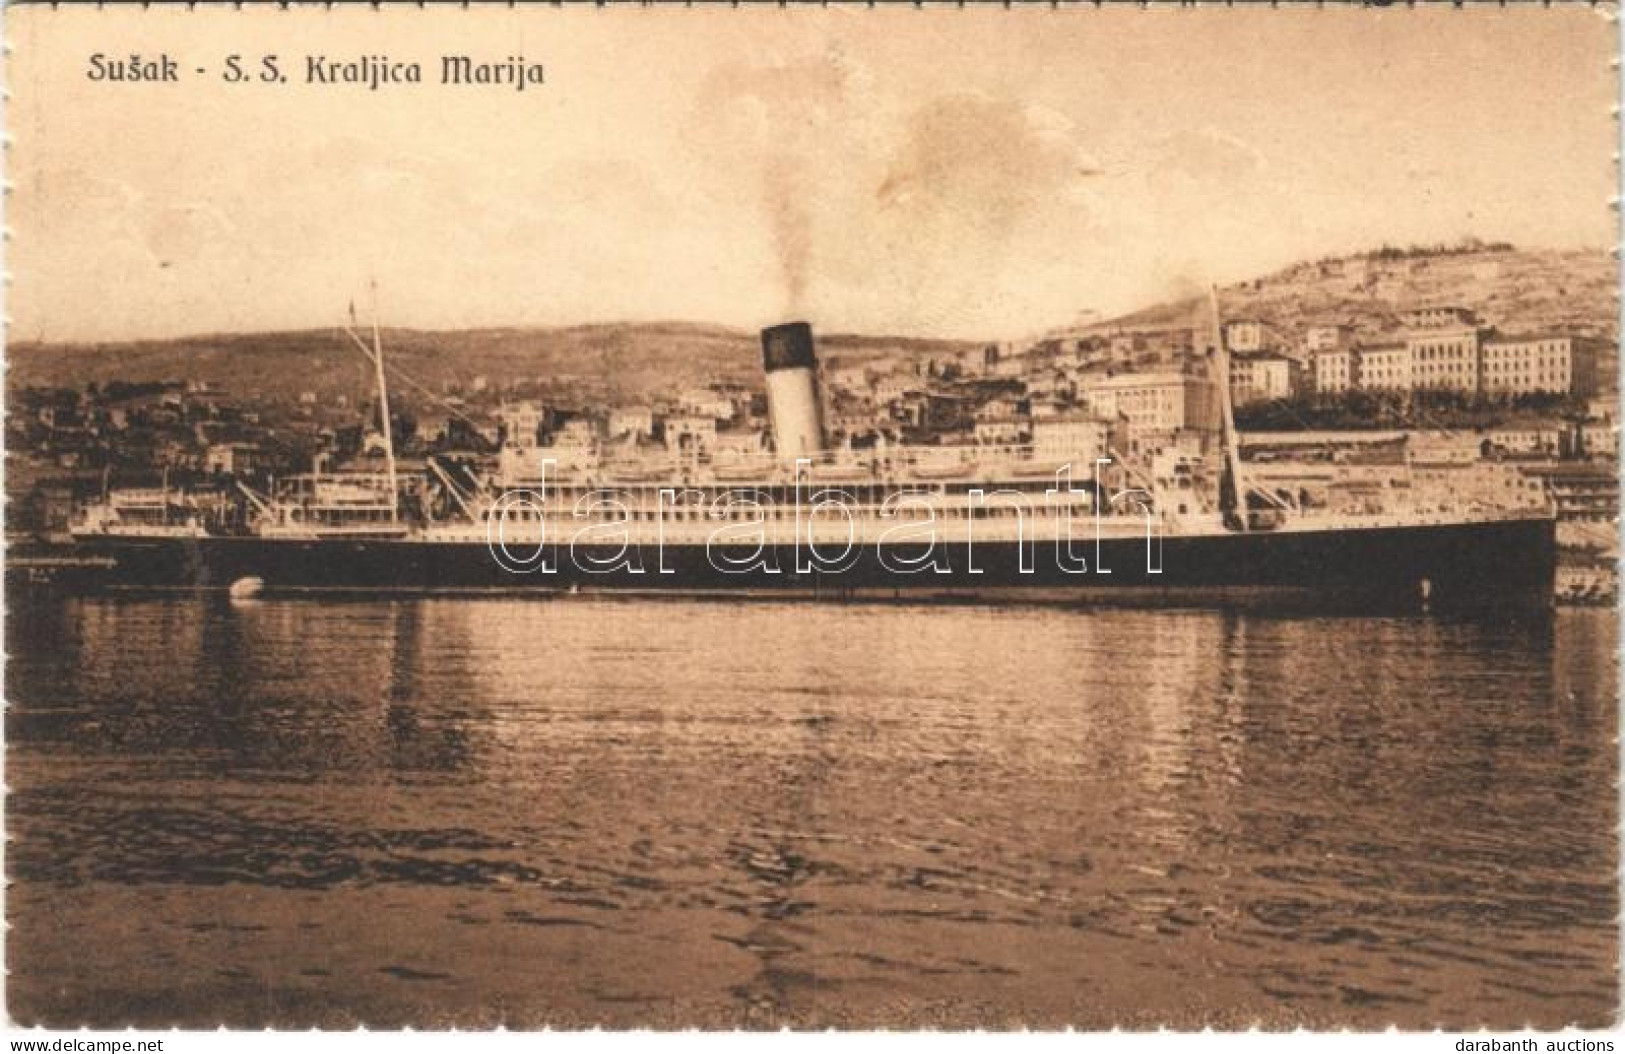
1207,285,1247,528
344,290,400,523
370,291,400,523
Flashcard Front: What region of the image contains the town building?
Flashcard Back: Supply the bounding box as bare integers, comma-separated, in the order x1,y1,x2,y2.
976,394,1025,421
1081,373,1219,437
1407,326,1481,393
678,389,735,421
607,407,655,439
1026,369,1076,402
1030,414,1111,463
499,401,545,448
825,365,873,394
987,354,1032,380
973,414,1030,446
1109,332,1145,360
1304,323,1351,354
1316,330,1602,399
1224,320,1273,354
826,407,880,440
1483,427,1562,457
1480,334,1579,396
1229,351,1302,405
1358,344,1412,391
204,442,261,475
895,391,970,433
1581,422,1618,459
872,374,925,403
1402,305,1477,329
1313,348,1356,394
662,414,718,455
1029,398,1073,421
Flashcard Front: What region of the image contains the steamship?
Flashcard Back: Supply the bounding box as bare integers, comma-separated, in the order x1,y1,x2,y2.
51,297,1558,613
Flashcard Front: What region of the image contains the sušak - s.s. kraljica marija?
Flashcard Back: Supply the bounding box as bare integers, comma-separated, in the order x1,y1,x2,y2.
85,53,546,90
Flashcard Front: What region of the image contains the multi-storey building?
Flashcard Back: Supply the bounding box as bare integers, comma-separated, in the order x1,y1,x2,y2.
1402,305,1477,329
1310,327,1600,399
1581,422,1618,459
1407,326,1481,393
1224,319,1272,354
1081,373,1219,436
1358,344,1412,391
1030,414,1112,463
1480,335,1579,396
973,415,1030,446
1229,351,1302,405
1313,348,1356,393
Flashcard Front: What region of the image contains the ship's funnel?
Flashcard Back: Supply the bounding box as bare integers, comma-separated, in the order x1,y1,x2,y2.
760,322,824,460
762,321,817,372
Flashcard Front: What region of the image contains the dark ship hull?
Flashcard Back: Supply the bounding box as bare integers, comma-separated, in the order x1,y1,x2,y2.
45,514,1556,615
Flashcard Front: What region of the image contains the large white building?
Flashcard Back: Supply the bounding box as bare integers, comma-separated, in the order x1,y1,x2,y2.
1358,344,1412,391
1081,373,1219,436
1313,348,1356,393
1481,335,1577,396
1317,331,1597,398
1408,326,1480,393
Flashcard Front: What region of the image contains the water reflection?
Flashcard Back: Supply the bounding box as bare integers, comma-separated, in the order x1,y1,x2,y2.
5,596,1615,1028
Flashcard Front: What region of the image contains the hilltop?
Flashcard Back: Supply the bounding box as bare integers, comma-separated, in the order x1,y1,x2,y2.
7,323,979,405
1076,244,1617,349
8,243,1615,402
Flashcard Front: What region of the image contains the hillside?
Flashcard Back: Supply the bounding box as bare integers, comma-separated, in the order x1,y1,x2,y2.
1086,245,1617,348
7,323,979,404
9,244,1615,402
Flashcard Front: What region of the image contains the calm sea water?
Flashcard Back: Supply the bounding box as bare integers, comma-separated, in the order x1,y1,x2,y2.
5,595,1617,1029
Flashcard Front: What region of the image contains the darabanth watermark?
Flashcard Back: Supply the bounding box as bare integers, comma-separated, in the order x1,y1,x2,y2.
484,457,1164,577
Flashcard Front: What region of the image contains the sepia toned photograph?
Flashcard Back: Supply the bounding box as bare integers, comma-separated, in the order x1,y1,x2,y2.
3,2,1619,1035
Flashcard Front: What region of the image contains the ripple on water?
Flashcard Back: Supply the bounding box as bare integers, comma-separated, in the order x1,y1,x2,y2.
5,597,1617,1028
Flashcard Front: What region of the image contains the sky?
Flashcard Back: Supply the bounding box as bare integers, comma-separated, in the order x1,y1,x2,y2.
7,5,1619,343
